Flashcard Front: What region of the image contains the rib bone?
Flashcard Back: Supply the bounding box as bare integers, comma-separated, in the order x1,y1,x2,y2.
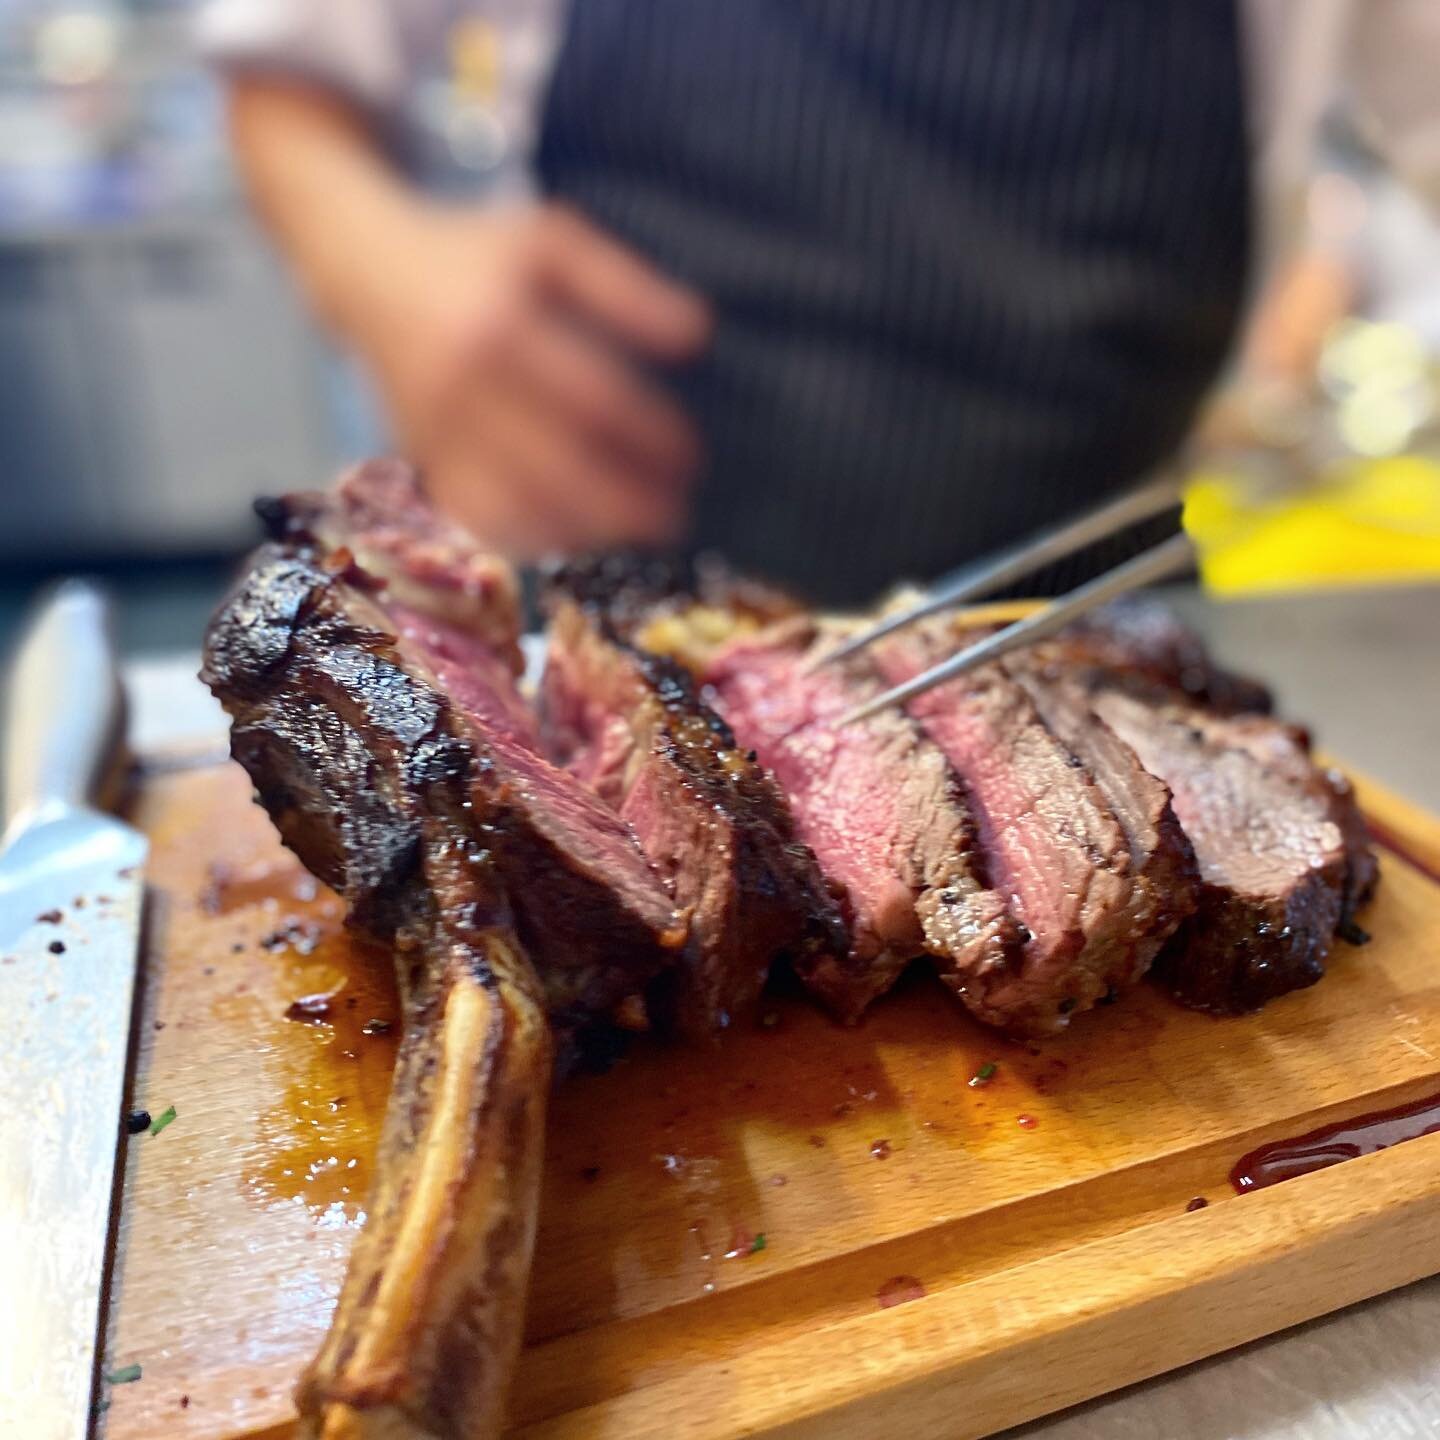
202,546,565,1439
299,926,550,1440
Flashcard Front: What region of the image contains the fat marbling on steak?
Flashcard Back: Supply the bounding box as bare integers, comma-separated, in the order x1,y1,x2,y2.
261,455,524,668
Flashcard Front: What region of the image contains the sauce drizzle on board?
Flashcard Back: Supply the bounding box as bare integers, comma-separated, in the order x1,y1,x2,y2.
1231,1090,1440,1193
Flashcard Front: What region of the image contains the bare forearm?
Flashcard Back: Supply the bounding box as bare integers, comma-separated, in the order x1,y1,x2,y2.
224,72,708,558
226,75,424,344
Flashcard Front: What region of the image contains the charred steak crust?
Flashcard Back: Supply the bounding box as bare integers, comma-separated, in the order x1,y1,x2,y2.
1089,688,1351,1014
548,550,802,638
541,585,849,1037
257,457,524,672
704,617,1020,1023
202,543,679,1029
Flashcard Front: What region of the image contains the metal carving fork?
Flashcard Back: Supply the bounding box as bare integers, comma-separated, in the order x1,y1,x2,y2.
828,471,1195,726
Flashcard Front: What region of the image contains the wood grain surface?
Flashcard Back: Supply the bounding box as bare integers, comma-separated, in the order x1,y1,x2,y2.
98,761,1440,1440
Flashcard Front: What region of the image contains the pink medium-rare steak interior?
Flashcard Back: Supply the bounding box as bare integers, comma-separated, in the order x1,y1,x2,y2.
705,619,1016,1020
874,627,1179,1030
388,604,682,963
539,593,847,1036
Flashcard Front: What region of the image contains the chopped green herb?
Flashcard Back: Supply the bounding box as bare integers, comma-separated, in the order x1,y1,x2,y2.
106,1363,142,1385
93,1399,111,1416
751,1233,767,1253
148,1105,177,1137
968,1062,997,1088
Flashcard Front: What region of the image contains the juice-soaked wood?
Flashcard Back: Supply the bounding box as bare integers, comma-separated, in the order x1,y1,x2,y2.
103,761,1440,1440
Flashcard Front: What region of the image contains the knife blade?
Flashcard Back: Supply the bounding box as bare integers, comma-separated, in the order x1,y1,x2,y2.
0,582,147,1440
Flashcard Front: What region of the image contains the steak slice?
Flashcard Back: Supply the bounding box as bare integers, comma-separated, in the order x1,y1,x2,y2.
202,545,553,1440
872,626,1194,1031
1089,687,1349,1013
1165,708,1378,924
540,589,848,1037
705,618,1018,1022
204,544,682,1028
1013,671,1202,989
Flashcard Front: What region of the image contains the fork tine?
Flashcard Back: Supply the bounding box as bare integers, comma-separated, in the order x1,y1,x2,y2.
835,531,1196,727
815,471,1184,670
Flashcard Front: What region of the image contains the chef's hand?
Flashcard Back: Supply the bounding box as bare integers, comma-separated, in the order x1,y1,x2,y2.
350,201,711,558
225,76,711,557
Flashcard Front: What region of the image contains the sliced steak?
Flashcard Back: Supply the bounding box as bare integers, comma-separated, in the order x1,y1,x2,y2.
541,590,848,1037
1013,671,1201,988
705,618,1018,1022
1167,708,1378,924
204,544,682,1028
1089,687,1349,1013
872,625,1193,1031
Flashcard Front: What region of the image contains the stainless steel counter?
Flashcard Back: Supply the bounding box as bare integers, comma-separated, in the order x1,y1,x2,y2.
123,581,1440,1440
1167,583,1440,813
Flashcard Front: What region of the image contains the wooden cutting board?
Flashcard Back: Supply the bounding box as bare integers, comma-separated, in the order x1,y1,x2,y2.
99,759,1440,1440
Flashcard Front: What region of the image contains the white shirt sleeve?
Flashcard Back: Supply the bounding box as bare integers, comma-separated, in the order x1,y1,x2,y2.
194,0,455,122
1347,0,1440,212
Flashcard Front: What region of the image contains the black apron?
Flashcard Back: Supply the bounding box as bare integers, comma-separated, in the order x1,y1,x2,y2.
538,1,1249,606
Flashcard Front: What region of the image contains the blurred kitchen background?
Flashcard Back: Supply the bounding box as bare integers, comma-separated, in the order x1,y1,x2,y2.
0,0,384,656
2,0,1440,663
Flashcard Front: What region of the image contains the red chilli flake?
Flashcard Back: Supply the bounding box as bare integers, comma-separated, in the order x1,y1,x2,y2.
876,1275,927,1309
1016,1113,1038,1130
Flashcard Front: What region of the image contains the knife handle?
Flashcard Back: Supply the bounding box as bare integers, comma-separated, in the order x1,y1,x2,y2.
1,580,124,843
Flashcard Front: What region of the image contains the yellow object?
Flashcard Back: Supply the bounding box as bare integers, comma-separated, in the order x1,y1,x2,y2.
450,18,501,103
1184,454,1440,595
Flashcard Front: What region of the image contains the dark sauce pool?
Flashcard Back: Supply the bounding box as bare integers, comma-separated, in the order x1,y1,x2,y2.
1231,1090,1440,1193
